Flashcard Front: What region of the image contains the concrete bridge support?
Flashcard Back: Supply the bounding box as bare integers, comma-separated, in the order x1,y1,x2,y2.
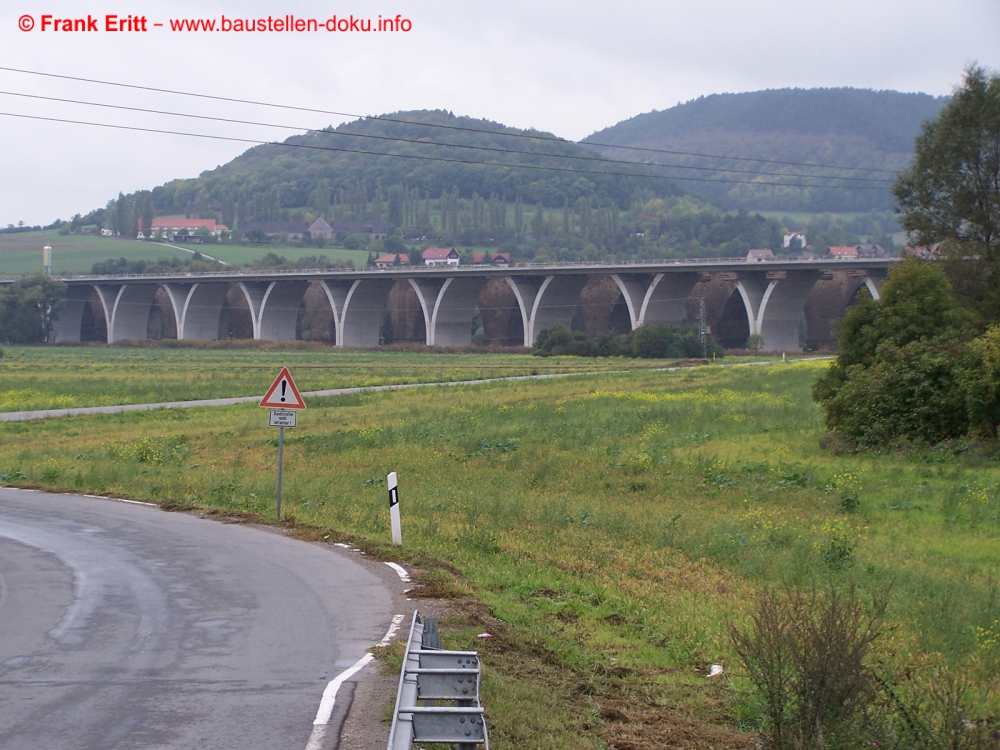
408,277,489,346
162,283,232,341
506,275,588,346
611,272,702,329
53,285,100,343
732,271,821,352
336,278,395,347
237,281,311,341
93,284,159,343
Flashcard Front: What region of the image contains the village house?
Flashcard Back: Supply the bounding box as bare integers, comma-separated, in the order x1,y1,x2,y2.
828,245,860,259
240,221,310,239
472,251,511,266
783,231,807,249
857,244,887,258
374,253,410,268
747,248,774,262
240,218,392,242
422,247,461,267
326,218,392,240
151,218,223,239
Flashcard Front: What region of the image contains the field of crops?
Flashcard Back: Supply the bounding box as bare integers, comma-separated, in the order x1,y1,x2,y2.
1,356,998,748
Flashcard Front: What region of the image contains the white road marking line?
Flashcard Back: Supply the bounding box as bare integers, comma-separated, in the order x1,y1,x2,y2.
384,562,410,582
304,613,405,750
82,494,158,507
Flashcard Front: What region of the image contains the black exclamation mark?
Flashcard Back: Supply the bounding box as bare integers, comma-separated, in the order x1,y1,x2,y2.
280,381,286,402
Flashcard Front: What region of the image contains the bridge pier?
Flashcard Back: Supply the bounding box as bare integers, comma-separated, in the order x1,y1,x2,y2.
732,271,821,352
92,284,158,343
506,275,588,346
408,277,489,346
161,283,231,340
612,272,702,329
237,281,311,341
53,285,99,343
336,278,395,347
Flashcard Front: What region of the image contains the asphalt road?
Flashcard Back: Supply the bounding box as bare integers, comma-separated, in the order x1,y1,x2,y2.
0,488,394,750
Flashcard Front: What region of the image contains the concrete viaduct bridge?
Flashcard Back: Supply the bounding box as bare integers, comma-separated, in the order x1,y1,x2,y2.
40,258,896,351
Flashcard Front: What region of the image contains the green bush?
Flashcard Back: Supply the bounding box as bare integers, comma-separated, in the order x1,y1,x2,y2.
822,338,969,447
533,322,722,359
962,325,1000,438
812,259,990,447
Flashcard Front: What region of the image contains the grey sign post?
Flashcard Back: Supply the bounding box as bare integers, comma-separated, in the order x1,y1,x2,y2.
259,368,306,520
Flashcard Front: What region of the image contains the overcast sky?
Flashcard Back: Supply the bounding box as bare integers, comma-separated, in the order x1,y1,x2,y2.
2,0,998,226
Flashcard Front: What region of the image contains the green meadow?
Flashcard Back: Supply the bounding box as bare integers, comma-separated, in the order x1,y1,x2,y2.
0,346,668,412
0,230,192,275
169,241,371,267
1,356,998,748
0,229,372,275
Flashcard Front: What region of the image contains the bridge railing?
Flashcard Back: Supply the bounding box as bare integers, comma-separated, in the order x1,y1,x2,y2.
1,255,898,285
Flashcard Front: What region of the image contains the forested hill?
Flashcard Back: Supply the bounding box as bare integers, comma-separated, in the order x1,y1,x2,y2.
582,88,947,213
145,110,679,221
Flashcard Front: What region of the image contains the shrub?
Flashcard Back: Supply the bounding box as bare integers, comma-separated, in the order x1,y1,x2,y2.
533,322,722,359
729,583,888,749
813,259,988,447
822,338,969,447
962,324,1000,438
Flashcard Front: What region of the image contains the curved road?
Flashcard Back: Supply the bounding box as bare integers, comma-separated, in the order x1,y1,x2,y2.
0,488,394,750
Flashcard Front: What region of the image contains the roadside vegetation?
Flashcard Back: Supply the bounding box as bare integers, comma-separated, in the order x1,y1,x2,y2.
1,361,999,748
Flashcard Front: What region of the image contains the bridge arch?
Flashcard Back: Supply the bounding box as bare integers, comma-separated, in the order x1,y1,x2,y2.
162,283,231,340
803,273,884,350
506,275,588,346
408,277,489,346
336,278,395,347
611,272,702,329
236,281,310,341
54,285,106,343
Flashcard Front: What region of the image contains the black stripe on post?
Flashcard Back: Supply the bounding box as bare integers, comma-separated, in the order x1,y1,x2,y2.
389,486,399,508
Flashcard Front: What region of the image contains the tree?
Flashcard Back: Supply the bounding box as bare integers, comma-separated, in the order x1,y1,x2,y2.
531,202,545,238
746,333,764,355
315,179,331,219
893,66,1000,322
0,275,67,344
812,259,971,406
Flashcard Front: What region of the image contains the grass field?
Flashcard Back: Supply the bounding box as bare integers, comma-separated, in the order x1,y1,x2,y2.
1,354,998,747
0,230,192,275
0,229,372,275
169,241,371,267
0,346,673,412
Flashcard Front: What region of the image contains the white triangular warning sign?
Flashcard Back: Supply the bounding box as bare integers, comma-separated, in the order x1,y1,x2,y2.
259,367,306,409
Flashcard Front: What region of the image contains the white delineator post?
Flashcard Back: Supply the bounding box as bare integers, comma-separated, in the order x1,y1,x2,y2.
388,471,402,546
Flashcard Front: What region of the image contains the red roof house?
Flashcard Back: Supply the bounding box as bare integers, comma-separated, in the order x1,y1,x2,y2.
151,218,220,236
374,253,409,268
829,245,859,259
472,251,511,265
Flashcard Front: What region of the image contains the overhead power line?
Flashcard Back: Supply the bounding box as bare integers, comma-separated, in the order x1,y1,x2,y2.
0,110,889,191
0,89,892,184
0,65,900,176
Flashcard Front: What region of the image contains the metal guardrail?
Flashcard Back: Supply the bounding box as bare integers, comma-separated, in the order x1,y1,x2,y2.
387,611,489,750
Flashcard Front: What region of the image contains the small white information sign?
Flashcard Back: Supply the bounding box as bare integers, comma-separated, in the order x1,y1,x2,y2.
269,409,297,428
